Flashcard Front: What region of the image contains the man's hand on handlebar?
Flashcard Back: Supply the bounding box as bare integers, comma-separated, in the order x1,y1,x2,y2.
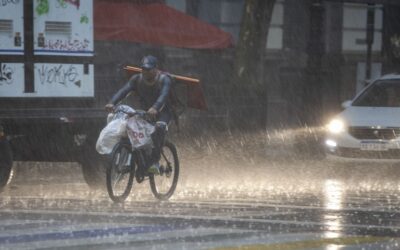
126,110,152,121
147,107,158,118
105,104,155,121
105,103,115,112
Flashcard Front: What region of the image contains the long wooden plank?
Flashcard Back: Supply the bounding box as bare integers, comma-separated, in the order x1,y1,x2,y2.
124,66,200,85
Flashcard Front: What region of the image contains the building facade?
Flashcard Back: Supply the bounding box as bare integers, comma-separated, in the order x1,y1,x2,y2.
160,0,400,128
91,0,400,130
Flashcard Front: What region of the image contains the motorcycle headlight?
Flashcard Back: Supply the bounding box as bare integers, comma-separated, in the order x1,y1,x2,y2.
327,119,345,134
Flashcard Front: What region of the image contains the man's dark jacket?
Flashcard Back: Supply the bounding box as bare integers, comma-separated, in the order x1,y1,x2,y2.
110,73,172,112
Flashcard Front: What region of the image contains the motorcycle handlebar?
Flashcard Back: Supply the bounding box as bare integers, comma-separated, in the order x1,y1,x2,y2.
113,109,153,121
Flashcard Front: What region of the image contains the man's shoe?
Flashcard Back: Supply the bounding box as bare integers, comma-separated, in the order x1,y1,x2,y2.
148,163,160,175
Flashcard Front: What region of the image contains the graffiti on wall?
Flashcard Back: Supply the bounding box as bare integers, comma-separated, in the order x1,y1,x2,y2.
80,13,89,24
36,0,49,15
0,0,20,7
0,64,14,85
37,64,81,87
57,0,80,9
36,0,81,15
44,39,90,51
34,0,92,55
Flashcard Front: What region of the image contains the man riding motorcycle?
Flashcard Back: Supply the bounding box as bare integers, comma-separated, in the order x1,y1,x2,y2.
105,55,172,175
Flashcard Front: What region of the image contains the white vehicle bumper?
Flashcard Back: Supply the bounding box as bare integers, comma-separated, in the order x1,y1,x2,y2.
325,131,400,161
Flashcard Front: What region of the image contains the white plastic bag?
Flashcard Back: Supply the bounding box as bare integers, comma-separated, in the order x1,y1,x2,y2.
107,105,135,123
127,117,155,149
96,105,135,154
96,118,127,154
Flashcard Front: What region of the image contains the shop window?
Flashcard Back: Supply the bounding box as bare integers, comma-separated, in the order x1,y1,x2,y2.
267,0,284,50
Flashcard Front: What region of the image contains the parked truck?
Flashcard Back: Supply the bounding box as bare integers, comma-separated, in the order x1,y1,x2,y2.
0,0,107,190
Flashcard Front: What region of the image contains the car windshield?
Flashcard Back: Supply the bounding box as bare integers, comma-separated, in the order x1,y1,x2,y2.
352,80,400,107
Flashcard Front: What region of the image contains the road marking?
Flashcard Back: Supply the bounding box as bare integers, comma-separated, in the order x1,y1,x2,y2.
175,200,400,213
0,219,259,249
0,225,176,244
211,236,392,250
1,208,400,232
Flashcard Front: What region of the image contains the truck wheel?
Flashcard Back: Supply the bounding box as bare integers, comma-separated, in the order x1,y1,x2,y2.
78,146,107,190
0,138,13,192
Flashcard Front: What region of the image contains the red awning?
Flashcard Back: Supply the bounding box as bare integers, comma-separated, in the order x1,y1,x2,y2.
94,1,234,49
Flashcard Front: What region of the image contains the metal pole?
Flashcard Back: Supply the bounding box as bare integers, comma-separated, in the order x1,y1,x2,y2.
366,3,375,80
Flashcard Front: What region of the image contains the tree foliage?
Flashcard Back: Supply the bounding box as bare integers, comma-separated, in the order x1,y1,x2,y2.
231,0,276,127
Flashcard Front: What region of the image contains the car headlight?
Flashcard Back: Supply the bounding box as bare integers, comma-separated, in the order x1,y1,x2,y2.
327,119,345,134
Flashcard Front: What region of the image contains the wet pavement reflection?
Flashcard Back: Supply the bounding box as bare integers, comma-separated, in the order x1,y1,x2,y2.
1,130,400,249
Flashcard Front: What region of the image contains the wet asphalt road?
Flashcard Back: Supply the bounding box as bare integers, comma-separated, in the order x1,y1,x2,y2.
1,131,400,249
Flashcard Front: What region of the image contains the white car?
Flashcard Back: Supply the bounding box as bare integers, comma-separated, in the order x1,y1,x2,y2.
325,74,400,159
